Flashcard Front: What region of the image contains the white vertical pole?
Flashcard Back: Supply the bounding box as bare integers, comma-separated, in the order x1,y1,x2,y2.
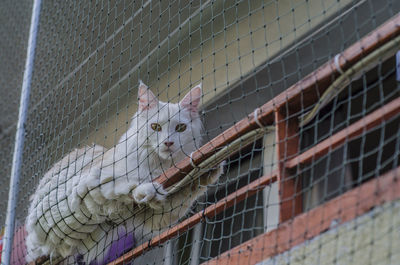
163,240,173,265
262,129,279,233
1,0,42,264
189,223,203,265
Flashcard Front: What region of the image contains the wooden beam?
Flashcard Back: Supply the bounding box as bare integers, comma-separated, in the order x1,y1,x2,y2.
285,96,400,169
275,109,302,222
203,165,400,265
107,172,278,265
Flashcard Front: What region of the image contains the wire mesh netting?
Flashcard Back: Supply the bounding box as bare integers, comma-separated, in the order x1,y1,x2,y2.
1,0,400,265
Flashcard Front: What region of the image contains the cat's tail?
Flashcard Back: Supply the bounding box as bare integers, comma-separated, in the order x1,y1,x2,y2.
25,230,63,263
25,236,46,263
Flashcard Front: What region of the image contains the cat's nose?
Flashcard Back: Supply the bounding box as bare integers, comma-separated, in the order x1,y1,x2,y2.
164,141,174,147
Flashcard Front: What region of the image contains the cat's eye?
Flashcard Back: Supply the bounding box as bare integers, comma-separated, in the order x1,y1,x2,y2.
151,123,162,131
175,123,187,132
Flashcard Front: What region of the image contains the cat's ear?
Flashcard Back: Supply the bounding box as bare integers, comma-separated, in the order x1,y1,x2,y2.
179,83,202,113
138,80,158,111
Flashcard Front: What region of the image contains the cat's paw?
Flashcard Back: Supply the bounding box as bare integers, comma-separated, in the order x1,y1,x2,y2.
132,183,167,210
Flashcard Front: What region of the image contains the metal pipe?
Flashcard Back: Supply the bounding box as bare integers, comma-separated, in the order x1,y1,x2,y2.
1,0,42,264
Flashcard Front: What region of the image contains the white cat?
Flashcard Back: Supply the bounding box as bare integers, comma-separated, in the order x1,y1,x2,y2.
25,82,223,264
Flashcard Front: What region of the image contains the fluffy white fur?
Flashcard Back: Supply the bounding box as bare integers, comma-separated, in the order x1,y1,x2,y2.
25,82,223,264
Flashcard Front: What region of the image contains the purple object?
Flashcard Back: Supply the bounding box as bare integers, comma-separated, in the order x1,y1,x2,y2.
396,51,400,82
75,231,136,265
99,232,136,265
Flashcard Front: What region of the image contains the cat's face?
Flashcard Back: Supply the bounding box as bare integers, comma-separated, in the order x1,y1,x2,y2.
135,81,203,162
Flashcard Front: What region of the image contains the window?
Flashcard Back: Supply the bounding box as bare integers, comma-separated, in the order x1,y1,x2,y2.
300,55,400,210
